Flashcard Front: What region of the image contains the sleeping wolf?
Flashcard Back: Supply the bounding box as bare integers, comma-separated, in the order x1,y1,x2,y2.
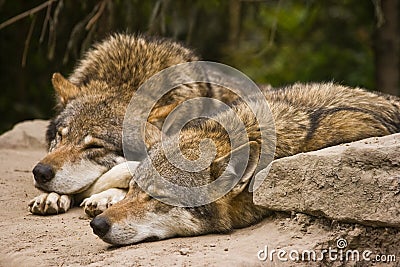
29,34,237,216
89,83,400,245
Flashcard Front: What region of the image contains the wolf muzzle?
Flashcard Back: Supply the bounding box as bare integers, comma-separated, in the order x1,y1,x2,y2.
32,163,55,184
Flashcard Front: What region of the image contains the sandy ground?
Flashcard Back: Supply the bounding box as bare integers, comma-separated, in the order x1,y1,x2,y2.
0,121,398,266
0,147,329,267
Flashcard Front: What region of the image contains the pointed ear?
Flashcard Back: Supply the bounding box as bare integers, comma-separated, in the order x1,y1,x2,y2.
144,122,162,149
52,73,80,106
148,103,177,126
211,141,260,197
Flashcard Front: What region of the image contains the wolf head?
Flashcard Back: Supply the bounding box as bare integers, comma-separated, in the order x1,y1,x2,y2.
32,75,127,194
90,113,267,245
32,34,203,195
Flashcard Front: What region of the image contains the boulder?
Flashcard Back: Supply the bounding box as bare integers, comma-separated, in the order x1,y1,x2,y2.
253,133,400,228
0,120,48,150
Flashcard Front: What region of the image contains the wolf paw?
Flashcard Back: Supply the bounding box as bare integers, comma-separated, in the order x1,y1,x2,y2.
81,188,126,217
28,192,72,215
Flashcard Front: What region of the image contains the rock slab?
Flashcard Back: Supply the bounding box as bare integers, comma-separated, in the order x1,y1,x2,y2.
254,133,400,228
0,120,48,150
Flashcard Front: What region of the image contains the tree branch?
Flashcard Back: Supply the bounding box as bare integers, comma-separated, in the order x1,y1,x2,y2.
86,0,108,31
63,2,100,63
22,15,37,67
0,0,56,30
39,0,53,43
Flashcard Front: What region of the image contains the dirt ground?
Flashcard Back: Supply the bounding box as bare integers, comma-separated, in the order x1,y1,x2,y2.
0,121,398,266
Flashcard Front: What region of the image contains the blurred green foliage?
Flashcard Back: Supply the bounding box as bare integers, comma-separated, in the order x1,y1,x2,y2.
224,0,375,87
0,0,382,133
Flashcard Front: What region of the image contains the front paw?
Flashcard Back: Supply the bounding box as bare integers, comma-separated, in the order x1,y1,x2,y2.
81,188,126,217
28,192,72,215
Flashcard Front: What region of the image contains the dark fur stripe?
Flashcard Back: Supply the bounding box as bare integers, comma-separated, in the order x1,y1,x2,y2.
306,106,398,142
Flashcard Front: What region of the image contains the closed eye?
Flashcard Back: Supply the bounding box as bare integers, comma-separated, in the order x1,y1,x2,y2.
84,143,104,150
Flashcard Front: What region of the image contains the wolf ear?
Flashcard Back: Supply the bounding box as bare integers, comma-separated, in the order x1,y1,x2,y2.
148,103,177,126
211,141,260,197
144,122,162,149
52,73,80,106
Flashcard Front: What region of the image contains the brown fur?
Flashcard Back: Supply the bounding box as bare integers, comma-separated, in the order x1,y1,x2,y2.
91,82,400,245
30,34,239,216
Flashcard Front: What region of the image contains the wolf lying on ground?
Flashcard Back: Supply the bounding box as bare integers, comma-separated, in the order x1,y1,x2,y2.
29,34,237,216
28,33,400,246
90,82,400,245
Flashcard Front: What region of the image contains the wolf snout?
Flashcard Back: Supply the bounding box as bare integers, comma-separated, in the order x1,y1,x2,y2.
32,163,55,184
90,216,111,238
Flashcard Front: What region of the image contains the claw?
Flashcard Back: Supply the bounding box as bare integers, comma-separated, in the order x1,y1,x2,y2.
81,188,126,217
28,193,72,215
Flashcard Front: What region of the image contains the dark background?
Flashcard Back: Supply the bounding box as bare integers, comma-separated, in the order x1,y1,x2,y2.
0,0,399,134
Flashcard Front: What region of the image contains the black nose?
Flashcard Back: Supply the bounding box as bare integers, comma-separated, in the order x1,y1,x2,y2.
32,163,55,184
90,216,111,238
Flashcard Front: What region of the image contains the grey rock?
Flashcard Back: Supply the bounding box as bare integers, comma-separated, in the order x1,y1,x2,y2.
254,133,400,228
0,120,48,150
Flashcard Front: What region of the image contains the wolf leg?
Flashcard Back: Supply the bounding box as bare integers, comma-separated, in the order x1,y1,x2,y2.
28,192,72,215
77,161,140,199
81,188,127,217
76,161,139,217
